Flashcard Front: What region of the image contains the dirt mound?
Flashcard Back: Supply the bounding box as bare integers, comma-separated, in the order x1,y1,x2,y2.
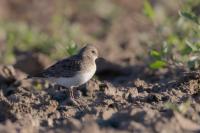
0,0,200,132
0,65,200,133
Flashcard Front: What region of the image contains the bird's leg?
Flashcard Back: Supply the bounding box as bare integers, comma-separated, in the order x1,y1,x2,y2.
69,87,75,99
68,87,81,107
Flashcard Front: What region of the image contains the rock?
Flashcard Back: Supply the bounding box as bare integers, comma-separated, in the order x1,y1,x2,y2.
146,93,162,103
67,118,82,130
134,79,148,88
0,91,16,122
101,108,116,120
81,114,97,122
83,79,100,97
0,65,16,83
125,87,138,102
81,122,100,133
46,100,58,114
100,82,117,97
174,112,200,132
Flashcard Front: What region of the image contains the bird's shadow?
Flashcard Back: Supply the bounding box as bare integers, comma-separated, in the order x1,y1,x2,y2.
96,58,188,93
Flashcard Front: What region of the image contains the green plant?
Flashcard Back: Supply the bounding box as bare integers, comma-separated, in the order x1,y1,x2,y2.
149,49,167,69
165,100,191,114
144,0,200,70
66,40,78,56
143,0,155,21
0,22,56,63
0,21,81,64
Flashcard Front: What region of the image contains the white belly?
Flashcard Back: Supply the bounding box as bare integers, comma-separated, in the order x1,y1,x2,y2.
54,68,96,88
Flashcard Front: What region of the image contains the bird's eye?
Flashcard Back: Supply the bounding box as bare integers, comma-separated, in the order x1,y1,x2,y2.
91,50,96,54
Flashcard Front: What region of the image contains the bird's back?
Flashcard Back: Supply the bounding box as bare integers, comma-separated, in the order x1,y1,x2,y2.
31,55,83,78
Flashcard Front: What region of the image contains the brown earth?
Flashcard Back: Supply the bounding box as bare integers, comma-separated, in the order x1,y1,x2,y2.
0,0,200,133
0,62,200,133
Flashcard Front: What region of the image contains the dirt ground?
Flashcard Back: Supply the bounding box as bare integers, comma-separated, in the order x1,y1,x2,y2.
0,0,200,133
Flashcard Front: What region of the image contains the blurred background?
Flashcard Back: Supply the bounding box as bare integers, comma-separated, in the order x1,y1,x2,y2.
0,0,199,76
0,1,200,132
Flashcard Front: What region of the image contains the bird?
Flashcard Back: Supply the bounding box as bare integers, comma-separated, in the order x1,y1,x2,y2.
29,44,98,105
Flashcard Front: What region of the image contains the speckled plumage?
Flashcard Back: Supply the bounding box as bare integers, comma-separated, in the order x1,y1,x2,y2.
30,44,98,88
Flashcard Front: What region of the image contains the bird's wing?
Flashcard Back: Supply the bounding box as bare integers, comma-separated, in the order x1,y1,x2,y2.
34,55,82,78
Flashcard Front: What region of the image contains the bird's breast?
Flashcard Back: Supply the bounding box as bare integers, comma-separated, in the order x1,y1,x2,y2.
54,65,96,88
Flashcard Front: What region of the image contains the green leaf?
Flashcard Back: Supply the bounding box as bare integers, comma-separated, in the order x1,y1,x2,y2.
188,58,199,70
165,100,191,114
167,35,180,45
164,102,179,112
66,41,78,56
185,40,198,52
34,82,43,90
143,0,155,20
178,100,191,114
150,60,167,69
162,41,170,54
180,11,200,25
150,50,161,59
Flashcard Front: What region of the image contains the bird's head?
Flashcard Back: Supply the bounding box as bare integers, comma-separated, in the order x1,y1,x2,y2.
79,44,98,60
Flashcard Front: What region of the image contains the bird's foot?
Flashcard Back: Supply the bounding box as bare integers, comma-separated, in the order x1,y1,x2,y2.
67,97,86,110
68,97,80,106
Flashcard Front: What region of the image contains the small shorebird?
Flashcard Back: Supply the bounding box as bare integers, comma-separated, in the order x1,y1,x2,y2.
29,44,98,105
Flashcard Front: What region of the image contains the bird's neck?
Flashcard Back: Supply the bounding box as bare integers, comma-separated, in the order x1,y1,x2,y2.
82,54,94,61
